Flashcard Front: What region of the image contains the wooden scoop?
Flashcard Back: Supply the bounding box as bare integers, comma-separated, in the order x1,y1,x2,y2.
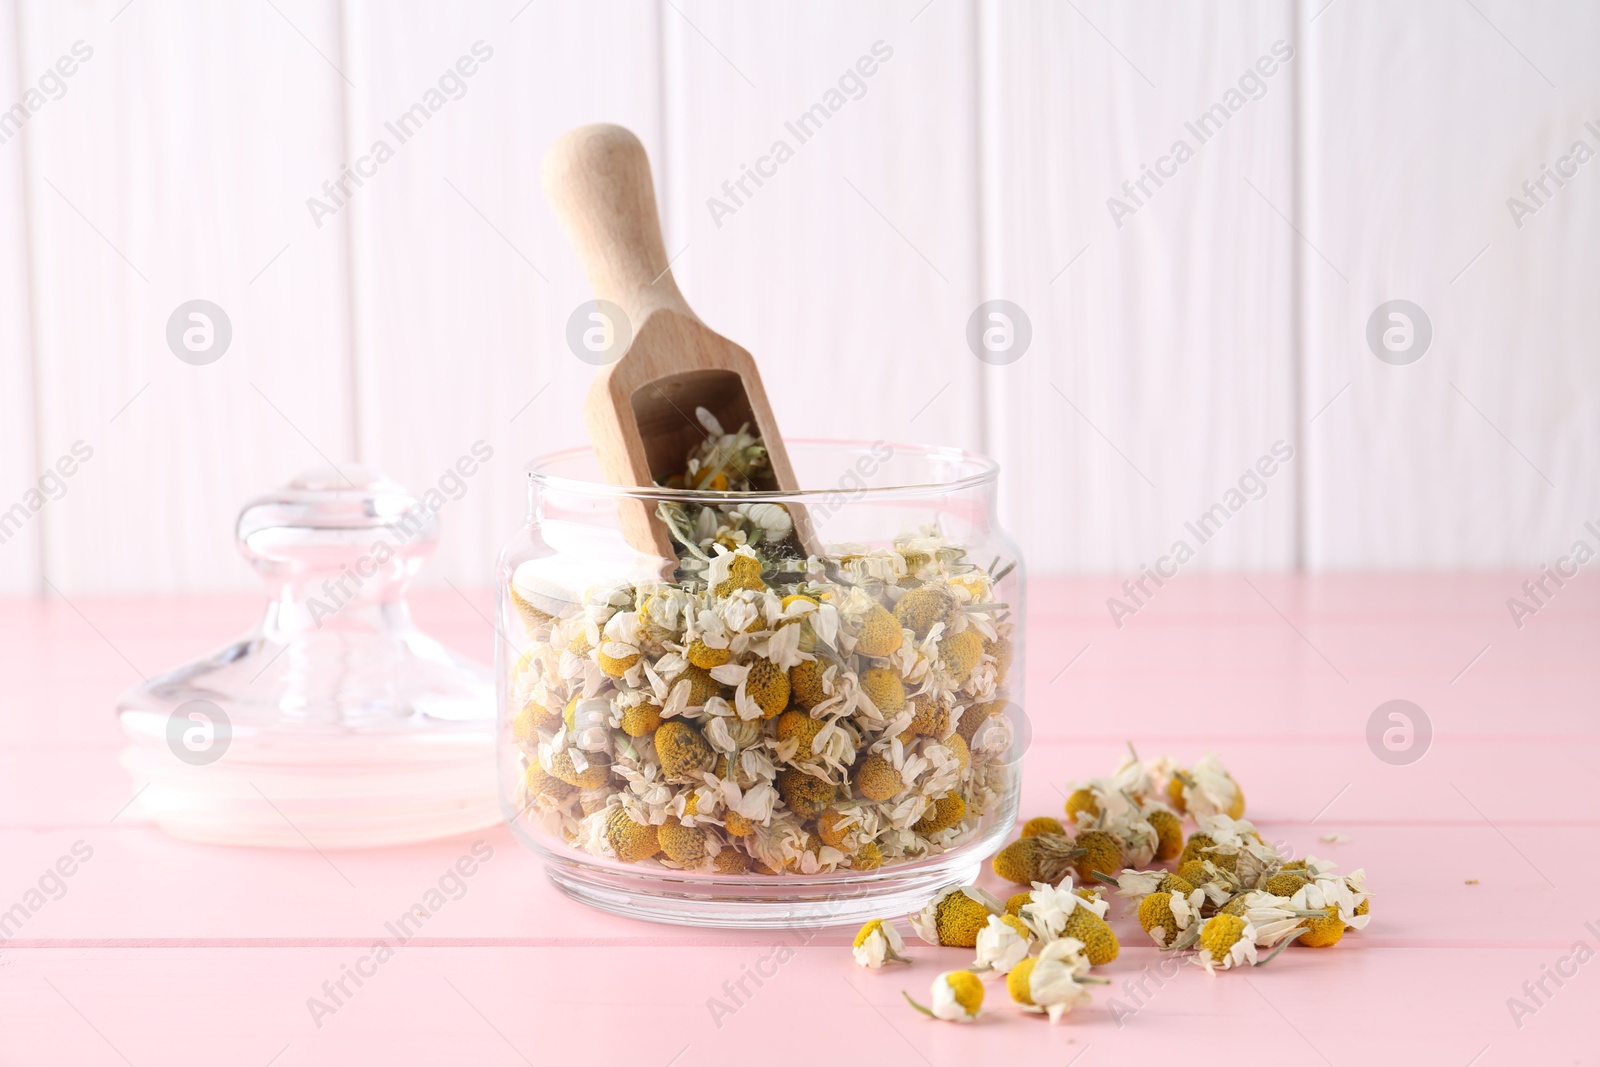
542,123,814,561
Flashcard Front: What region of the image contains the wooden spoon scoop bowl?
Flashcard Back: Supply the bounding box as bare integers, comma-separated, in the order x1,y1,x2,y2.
542,123,814,560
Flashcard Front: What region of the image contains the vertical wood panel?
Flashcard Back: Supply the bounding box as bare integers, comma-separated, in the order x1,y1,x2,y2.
980,0,1300,574
340,0,663,587
20,0,353,593
0,0,40,593
1301,0,1600,568
661,0,984,456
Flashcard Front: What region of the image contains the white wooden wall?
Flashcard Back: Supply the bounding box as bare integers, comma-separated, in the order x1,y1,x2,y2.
1,0,1596,595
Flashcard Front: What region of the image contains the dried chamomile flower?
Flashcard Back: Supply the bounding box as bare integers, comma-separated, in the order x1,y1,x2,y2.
1345,869,1371,917
972,914,1033,974
686,638,730,669
524,761,574,802
604,808,660,863
788,658,826,708
1292,875,1370,932
1261,870,1308,898
1175,858,1240,905
1063,788,1100,823
1295,906,1347,947
1178,831,1215,869
713,550,765,597
1066,830,1124,884
894,584,958,639
619,702,663,738
655,721,715,782
854,605,904,657
939,629,984,682
987,636,1014,675
993,837,1043,885
1147,807,1184,862
852,919,911,968
1136,888,1206,948
900,694,950,740
904,970,983,1023
815,807,853,847
1195,814,1281,888
1218,893,1254,917
546,749,613,790
596,648,640,678
1021,816,1065,839
858,667,905,713
1007,937,1105,1022
775,709,824,757
713,849,750,874
1061,907,1120,966
910,885,1004,948
1014,879,1108,941
913,792,967,834
1168,753,1245,820
1192,913,1258,972
852,841,884,870
955,701,1001,744
992,830,1122,887
775,768,834,819
1108,868,1194,904
742,659,790,719
657,822,707,866
1233,892,1330,948
677,666,722,707
855,753,904,802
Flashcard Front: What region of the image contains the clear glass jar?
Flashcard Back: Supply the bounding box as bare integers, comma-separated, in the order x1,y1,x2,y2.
496,440,1025,927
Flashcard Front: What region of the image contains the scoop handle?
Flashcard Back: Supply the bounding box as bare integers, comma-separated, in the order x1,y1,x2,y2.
541,124,694,328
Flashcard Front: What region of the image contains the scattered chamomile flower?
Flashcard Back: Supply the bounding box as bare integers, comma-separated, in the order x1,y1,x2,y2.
1063,787,1100,823
1007,937,1106,1022
1021,816,1066,838
1136,888,1206,948
852,919,911,968
1192,914,1259,973
1062,906,1120,966
972,913,1033,974
1014,879,1108,942
1295,906,1347,948
1146,807,1184,862
911,885,1005,948
992,830,1123,887
1168,753,1245,820
1261,870,1309,898
905,970,984,1023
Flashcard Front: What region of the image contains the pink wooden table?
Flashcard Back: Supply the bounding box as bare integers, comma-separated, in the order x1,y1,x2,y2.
2,575,1594,1065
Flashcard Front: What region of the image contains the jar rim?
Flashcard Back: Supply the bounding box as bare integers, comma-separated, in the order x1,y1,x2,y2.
525,438,999,501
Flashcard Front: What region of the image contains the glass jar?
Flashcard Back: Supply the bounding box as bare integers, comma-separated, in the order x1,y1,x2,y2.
496,440,1025,928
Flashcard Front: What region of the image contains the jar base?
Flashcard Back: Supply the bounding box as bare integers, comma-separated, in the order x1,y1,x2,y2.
542,856,984,929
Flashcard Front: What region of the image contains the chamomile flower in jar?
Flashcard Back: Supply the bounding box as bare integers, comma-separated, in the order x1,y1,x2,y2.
852,919,911,968
905,971,985,1023
498,437,1024,928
